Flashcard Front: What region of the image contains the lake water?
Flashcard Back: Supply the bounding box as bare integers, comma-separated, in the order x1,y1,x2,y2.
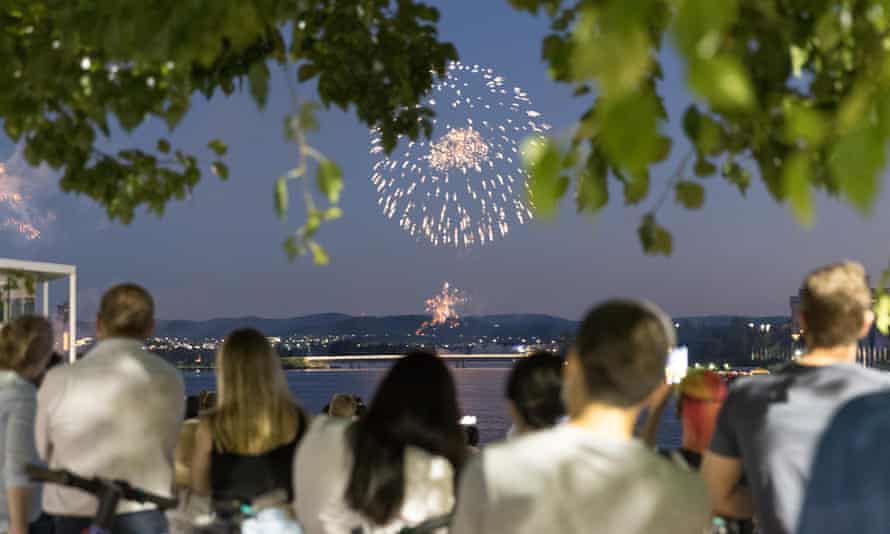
183,367,683,447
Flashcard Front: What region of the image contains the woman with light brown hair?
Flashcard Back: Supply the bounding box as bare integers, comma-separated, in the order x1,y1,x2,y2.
190,328,308,508
0,316,54,534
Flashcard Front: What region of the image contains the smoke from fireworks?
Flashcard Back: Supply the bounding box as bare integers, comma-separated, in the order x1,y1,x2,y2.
371,61,550,247
0,154,54,241
416,282,467,335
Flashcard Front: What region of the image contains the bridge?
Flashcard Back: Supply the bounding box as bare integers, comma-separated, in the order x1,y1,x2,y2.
301,353,530,368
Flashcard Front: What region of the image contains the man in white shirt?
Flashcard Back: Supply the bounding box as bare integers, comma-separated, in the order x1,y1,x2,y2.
36,284,184,534
451,300,710,534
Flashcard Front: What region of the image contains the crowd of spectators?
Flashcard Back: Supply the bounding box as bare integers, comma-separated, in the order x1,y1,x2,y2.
0,261,886,534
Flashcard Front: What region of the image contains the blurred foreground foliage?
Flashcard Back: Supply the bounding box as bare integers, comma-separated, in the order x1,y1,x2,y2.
4,1,890,327
511,0,890,331
0,0,456,263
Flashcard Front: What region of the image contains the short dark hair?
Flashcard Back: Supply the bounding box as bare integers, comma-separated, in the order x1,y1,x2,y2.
98,284,154,338
574,300,673,408
506,351,565,429
799,261,872,349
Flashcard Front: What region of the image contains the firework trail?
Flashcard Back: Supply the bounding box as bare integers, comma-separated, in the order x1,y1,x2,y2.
416,282,467,335
371,61,550,247
0,155,53,241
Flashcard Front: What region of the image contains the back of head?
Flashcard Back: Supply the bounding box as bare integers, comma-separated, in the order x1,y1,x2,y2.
572,300,674,408
329,393,358,418
346,349,465,525
212,328,299,454
506,351,565,430
798,392,890,534
97,283,154,340
0,315,53,377
799,261,872,349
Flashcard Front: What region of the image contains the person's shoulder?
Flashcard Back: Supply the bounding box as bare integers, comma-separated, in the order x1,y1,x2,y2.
475,426,584,482
625,446,710,517
302,414,350,444
139,347,185,381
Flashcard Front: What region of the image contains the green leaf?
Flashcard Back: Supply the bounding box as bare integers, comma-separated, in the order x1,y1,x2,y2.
523,138,567,217
298,63,319,82
783,153,814,227
248,62,270,109
299,102,321,133
308,241,329,266
275,177,288,221
694,158,717,177
621,172,649,205
576,155,608,213
682,106,701,140
597,91,661,176
675,181,705,209
722,161,751,196
211,162,229,180
790,45,808,78
323,206,343,221
316,160,344,204
638,213,673,255
208,139,228,156
283,236,300,261
784,101,828,147
830,126,884,213
156,139,171,154
689,56,755,111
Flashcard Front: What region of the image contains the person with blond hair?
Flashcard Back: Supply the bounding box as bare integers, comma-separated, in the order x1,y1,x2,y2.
703,261,890,534
190,328,308,507
0,316,54,534
36,284,184,534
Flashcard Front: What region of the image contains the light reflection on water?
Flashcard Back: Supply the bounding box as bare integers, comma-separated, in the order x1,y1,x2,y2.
183,367,682,447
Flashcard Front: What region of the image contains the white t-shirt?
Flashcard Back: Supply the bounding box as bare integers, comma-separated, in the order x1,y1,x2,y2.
294,416,454,534
451,425,710,534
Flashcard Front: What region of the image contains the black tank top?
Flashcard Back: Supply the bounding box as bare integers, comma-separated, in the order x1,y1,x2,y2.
210,410,307,503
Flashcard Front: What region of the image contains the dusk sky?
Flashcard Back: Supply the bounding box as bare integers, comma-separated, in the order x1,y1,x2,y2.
2,2,890,322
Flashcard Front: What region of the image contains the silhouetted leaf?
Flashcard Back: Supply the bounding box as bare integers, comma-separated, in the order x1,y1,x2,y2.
675,181,705,209
275,177,288,221
316,160,343,204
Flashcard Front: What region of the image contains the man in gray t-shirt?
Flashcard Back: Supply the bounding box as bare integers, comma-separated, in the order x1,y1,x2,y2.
708,362,890,534
452,300,710,534
703,261,890,534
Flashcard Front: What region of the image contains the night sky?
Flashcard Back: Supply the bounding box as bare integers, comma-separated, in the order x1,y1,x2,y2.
2,2,889,322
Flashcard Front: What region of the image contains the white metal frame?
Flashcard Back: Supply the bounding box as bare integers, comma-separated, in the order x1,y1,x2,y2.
0,258,77,362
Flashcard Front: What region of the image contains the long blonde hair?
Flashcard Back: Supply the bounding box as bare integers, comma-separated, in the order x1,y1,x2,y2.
208,328,302,454
0,315,53,373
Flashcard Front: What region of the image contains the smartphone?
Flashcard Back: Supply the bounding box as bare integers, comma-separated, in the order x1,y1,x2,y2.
665,346,689,384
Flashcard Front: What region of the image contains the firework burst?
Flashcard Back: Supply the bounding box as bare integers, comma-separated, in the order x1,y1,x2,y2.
371,62,550,247
0,162,43,241
416,282,467,335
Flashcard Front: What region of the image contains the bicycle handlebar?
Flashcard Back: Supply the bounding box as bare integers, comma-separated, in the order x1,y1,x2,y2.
26,464,178,510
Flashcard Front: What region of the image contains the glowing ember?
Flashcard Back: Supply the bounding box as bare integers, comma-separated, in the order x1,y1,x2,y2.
428,127,489,172
416,282,467,335
0,152,51,241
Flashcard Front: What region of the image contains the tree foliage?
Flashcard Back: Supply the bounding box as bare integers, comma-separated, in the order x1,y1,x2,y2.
5,1,890,276
513,0,890,255
0,0,456,261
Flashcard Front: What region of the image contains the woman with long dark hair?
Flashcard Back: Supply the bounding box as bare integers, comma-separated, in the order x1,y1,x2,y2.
295,350,466,533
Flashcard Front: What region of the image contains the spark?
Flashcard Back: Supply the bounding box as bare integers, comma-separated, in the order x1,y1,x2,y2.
370,61,543,248
0,155,51,241
416,282,467,335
